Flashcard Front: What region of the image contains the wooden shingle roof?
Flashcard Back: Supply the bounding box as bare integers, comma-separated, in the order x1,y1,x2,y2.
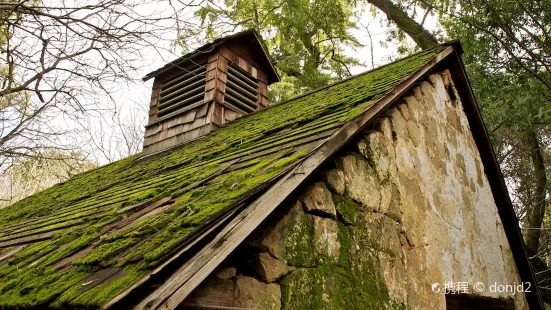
0,45,496,309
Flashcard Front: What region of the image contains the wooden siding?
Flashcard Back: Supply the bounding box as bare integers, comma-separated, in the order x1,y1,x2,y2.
143,46,272,155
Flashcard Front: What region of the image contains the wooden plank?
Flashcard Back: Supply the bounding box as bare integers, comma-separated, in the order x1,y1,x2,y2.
150,84,160,106
166,116,180,130
101,197,172,235
159,135,178,151
212,103,224,126
236,131,334,164
228,66,258,85
216,57,228,105
237,57,248,73
206,68,218,80
220,99,250,115
204,89,215,102
218,46,234,62
103,206,241,310
161,77,205,99
54,246,94,270
225,88,257,108
258,81,267,96
156,56,208,84
147,81,161,124
207,52,218,64
0,231,56,249
0,245,25,262
259,95,268,108
161,65,206,90
226,79,257,101
143,133,158,147
204,78,216,92
257,70,268,84
158,92,204,112
250,66,257,79
217,71,227,84
182,126,204,142
217,54,228,73
181,109,198,124
225,94,256,113
156,100,205,123
227,73,257,95
132,46,455,310
165,125,182,140
213,88,224,105
224,109,237,122
144,125,162,138
0,210,112,243
158,126,168,141
0,218,85,245
77,268,122,295
196,102,210,118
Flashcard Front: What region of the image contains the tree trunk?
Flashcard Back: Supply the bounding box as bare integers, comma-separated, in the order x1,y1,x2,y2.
525,128,547,256
366,0,439,49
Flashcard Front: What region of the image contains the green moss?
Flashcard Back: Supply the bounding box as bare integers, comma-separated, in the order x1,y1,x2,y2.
279,262,399,310
279,196,408,309
268,149,308,172
337,222,352,269
43,230,99,266
73,237,137,267
56,263,148,308
332,194,360,225
282,209,316,267
280,223,405,310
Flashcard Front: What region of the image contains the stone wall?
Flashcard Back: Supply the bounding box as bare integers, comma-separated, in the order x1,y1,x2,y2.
184,70,528,309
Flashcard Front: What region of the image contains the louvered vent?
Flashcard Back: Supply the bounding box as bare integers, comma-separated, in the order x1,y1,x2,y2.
156,63,207,122
143,30,279,155
224,64,259,114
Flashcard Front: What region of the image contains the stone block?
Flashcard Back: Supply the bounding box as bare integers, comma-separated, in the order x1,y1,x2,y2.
313,216,341,263
186,278,235,307
379,117,393,143
391,108,408,139
406,120,422,147
337,154,381,212
398,103,410,120
253,253,291,283
325,168,345,195
215,267,236,279
300,182,337,217
234,275,281,310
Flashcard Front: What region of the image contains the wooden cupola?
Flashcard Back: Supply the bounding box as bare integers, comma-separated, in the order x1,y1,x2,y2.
141,29,279,155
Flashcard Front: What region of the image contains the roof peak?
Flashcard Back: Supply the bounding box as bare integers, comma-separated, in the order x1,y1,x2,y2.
143,29,279,83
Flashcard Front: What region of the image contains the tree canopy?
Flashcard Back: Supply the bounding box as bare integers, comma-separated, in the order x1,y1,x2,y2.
175,0,364,102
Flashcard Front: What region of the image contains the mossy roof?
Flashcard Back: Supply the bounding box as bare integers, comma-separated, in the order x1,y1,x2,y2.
0,46,445,308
